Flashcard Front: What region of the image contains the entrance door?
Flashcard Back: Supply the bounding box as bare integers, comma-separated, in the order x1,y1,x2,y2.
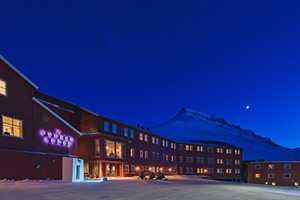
89,163,100,178
105,163,117,176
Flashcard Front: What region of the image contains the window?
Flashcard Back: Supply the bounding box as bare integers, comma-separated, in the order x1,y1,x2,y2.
124,128,128,137
226,159,232,165
152,137,155,144
179,144,182,150
104,121,110,132
140,150,144,158
284,173,291,179
130,130,134,138
166,154,168,161
235,149,240,154
144,151,148,159
217,148,223,153
174,144,176,149
105,140,125,159
0,79,7,96
207,147,214,153
190,157,193,163
185,157,190,163
111,124,117,134
268,173,274,178
226,169,232,174
235,160,240,165
255,164,261,170
268,164,275,170
162,140,165,146
156,138,159,145
139,133,143,140
185,167,189,174
152,152,155,160
156,153,159,160
95,139,100,157
179,156,183,163
2,116,22,137
124,165,129,174
235,169,240,174
284,164,291,169
186,145,193,151
130,148,135,157
255,173,261,178
144,134,148,142
217,159,223,164
197,168,204,173
166,141,168,147
217,168,223,174
208,158,214,164
130,165,135,174
226,149,232,154
190,168,193,174
179,167,183,174
171,143,174,148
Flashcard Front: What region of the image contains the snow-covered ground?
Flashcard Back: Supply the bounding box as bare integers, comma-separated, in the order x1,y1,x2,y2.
0,176,299,200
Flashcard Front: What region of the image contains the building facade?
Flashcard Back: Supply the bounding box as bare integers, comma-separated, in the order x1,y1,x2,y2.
0,55,82,180
1,55,243,180
177,141,242,180
247,161,300,186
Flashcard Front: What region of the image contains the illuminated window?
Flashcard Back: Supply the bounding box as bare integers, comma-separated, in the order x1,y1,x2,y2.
2,116,22,137
235,160,240,165
186,145,193,151
255,173,261,178
144,151,148,159
124,128,128,137
217,168,223,174
235,169,240,174
152,136,155,144
217,148,223,153
197,146,204,152
105,140,125,159
226,169,232,174
0,79,7,96
104,121,110,132
166,141,168,147
130,148,135,157
226,149,232,154
144,134,148,142
95,139,100,157
112,124,117,134
156,138,159,145
217,159,223,164
165,154,168,161
139,133,143,140
235,149,240,154
171,143,174,148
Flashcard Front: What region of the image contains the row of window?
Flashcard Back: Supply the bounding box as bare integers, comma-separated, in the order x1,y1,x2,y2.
104,122,177,149
254,164,292,170
1,115,23,137
180,144,240,154
179,167,241,174
178,156,240,165
255,173,291,179
124,165,177,174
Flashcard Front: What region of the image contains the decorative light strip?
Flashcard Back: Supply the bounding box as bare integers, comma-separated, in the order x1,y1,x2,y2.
39,129,74,148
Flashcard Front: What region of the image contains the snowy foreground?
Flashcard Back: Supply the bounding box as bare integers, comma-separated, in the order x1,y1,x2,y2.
0,175,299,200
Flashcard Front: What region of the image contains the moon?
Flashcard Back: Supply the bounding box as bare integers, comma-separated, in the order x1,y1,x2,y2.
246,105,250,110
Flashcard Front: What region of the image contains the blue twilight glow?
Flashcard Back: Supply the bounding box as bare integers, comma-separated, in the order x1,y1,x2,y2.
39,129,74,148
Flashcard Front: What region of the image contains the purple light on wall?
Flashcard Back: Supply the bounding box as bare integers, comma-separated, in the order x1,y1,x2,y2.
39,129,74,148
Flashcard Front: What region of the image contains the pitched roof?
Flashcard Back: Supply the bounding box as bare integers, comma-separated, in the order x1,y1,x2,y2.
0,55,38,89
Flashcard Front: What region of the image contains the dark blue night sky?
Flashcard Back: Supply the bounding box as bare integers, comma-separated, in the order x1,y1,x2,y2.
1,0,299,148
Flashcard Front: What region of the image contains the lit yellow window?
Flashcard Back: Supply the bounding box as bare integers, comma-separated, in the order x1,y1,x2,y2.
255,173,261,178
0,79,7,96
2,116,23,137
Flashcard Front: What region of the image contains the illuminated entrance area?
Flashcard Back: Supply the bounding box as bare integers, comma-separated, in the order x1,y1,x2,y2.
104,162,123,177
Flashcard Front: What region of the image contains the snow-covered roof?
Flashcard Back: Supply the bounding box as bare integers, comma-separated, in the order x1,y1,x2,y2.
0,55,38,89
33,97,82,136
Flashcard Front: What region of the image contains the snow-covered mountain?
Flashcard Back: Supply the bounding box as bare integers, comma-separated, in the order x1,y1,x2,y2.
150,108,300,161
